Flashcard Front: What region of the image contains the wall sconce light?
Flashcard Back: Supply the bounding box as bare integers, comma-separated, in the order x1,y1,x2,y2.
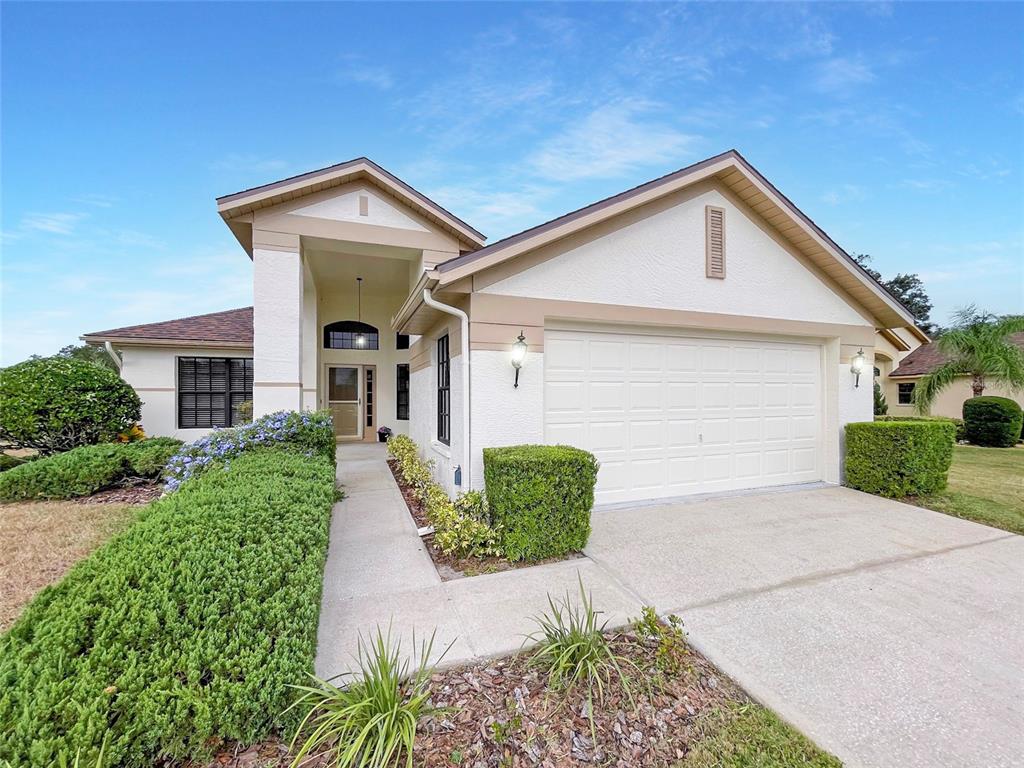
511,331,528,388
851,348,866,388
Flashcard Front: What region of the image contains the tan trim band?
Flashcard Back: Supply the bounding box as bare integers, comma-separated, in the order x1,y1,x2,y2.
468,293,877,347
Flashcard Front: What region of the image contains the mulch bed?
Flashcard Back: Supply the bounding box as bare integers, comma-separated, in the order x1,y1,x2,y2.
197,628,746,768
73,482,162,506
385,458,582,581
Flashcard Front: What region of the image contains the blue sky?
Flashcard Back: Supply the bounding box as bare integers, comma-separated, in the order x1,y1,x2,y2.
2,1,1022,364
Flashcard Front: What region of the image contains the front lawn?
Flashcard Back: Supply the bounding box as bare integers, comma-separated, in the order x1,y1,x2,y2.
0,499,136,631
907,444,1024,534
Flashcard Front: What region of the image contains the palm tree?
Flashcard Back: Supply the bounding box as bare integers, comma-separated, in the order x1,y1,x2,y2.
914,306,1024,414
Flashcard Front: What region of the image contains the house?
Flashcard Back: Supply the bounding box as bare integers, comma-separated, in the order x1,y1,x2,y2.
881,332,1024,419
84,149,932,505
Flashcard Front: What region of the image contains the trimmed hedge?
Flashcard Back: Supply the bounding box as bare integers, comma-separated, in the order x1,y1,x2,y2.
0,356,141,455
962,396,1023,448
0,438,182,501
875,414,965,442
163,410,335,491
0,447,336,767
483,445,599,561
845,421,955,497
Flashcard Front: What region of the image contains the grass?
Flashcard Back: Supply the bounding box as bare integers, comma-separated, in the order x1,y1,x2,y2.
907,444,1024,534
0,500,135,631
679,703,842,768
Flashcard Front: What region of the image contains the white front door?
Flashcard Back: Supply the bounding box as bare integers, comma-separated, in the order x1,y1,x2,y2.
327,365,362,439
544,328,824,505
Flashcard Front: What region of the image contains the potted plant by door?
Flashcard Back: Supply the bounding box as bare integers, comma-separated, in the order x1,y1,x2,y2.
377,426,393,443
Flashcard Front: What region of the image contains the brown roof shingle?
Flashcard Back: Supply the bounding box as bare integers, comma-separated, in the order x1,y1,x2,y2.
891,332,1024,377
83,307,253,345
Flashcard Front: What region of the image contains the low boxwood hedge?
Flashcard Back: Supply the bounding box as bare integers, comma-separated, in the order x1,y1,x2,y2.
483,444,599,561
0,446,336,767
0,438,182,502
874,414,965,442
962,396,1023,448
845,420,955,497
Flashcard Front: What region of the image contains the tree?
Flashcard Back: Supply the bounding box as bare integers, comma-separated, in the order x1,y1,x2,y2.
0,357,140,454
851,253,936,336
57,343,119,371
914,306,1024,414
873,380,889,416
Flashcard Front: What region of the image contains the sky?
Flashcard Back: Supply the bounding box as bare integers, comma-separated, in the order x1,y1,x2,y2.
2,1,1022,365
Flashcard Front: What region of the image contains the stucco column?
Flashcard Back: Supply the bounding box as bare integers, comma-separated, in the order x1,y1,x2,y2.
253,230,303,416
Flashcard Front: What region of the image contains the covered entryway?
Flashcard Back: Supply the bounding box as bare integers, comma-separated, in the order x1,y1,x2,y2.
544,327,824,505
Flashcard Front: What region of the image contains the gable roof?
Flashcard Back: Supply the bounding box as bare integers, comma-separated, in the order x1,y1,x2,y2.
432,149,927,340
82,307,253,348
216,157,486,253
891,332,1024,377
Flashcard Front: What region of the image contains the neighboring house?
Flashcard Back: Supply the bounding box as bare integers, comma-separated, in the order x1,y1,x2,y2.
84,149,930,505
882,332,1024,419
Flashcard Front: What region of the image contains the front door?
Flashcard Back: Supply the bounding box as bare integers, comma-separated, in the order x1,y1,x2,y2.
328,365,362,439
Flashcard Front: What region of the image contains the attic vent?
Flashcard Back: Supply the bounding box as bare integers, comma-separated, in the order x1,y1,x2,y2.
358,194,369,216
705,205,725,279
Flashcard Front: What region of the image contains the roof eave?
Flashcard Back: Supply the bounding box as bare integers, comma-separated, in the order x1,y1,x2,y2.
82,335,253,349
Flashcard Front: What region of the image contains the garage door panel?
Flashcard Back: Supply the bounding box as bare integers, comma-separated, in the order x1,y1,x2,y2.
544,329,823,504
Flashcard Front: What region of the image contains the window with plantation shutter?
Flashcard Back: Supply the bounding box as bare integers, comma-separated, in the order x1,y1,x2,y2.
178,357,253,429
705,205,726,279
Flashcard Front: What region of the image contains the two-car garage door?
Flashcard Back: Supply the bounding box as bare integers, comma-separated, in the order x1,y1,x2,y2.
544,328,824,506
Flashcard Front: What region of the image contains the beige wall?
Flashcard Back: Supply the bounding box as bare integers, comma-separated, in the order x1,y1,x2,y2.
118,344,253,441
884,377,1024,420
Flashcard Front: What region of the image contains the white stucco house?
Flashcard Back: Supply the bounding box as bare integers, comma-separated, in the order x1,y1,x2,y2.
84,150,935,505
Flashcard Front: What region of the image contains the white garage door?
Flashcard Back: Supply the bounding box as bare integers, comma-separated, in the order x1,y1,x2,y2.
544,328,823,505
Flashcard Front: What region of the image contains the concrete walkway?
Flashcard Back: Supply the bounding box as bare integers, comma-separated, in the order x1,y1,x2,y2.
315,443,641,678
316,444,1024,768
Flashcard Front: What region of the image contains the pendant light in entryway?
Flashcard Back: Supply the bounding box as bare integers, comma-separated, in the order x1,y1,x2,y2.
354,277,366,348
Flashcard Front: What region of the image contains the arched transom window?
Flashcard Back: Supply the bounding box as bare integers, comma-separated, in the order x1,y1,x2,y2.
323,320,379,350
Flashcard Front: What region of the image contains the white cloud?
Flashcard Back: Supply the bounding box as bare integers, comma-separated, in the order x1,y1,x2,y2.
813,57,875,94
339,64,394,90
822,184,866,205
527,100,698,182
20,212,88,235
210,154,289,173
899,178,953,192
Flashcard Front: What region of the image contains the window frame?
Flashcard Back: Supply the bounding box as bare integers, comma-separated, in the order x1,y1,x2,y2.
396,363,410,421
898,382,916,405
177,356,253,429
323,320,380,350
436,335,450,445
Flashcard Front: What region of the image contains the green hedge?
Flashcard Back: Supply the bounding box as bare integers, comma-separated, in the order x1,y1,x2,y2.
0,447,336,766
483,445,599,561
0,438,182,502
845,421,955,497
0,356,141,455
875,414,965,442
962,396,1023,448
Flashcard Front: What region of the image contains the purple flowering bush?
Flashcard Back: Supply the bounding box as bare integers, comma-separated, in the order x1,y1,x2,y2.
163,409,334,492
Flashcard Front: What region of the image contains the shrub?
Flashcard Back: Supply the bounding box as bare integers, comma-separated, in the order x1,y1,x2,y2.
287,627,447,768
163,410,335,491
387,436,501,558
845,421,955,497
0,453,31,472
875,414,965,442
0,447,336,767
483,445,599,561
962,396,1023,448
0,438,182,501
0,357,141,455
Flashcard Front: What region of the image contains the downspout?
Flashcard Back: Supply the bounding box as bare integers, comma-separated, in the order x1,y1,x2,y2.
422,288,471,491
104,341,122,371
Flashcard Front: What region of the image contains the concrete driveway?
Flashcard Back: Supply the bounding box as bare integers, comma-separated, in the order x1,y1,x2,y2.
321,446,1023,768
586,486,1024,768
